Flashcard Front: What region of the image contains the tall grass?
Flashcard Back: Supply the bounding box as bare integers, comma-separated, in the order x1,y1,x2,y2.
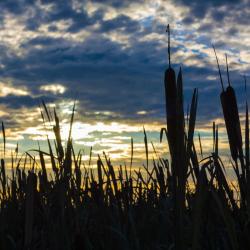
0,30,249,250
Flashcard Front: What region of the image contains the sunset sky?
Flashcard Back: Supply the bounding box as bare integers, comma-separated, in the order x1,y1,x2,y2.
0,0,249,167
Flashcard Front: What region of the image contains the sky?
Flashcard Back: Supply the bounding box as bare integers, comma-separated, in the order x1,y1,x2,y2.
0,0,249,168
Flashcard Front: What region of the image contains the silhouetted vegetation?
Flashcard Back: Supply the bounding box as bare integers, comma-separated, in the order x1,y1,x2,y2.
0,27,249,250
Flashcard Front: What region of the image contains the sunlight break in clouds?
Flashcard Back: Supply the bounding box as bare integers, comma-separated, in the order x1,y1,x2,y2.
0,82,30,97
40,84,66,94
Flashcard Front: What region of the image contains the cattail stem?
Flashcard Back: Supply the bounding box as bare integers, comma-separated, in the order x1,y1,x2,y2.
244,75,247,100
225,54,231,87
213,45,225,92
166,24,171,68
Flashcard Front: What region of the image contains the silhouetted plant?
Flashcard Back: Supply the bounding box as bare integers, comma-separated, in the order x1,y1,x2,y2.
0,26,249,250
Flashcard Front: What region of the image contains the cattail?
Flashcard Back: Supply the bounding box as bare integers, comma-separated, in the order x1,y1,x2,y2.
225,55,243,157
213,47,242,161
165,24,177,155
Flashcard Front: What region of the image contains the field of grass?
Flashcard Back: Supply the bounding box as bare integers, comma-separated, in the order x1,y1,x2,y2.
0,29,249,250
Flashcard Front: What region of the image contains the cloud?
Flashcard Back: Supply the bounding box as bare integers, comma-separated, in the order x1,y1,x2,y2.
0,81,30,97
175,0,246,19
99,14,140,33
0,0,248,162
40,84,66,94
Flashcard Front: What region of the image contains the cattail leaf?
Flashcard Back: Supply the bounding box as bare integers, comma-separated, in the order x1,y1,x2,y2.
187,88,198,159
53,108,64,162
130,137,133,169
198,133,203,158
143,127,149,170
246,99,250,180
42,100,51,122
160,127,168,143
2,122,5,158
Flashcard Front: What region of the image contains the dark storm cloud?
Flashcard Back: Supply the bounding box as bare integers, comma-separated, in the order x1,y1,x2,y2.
90,0,144,8
177,0,250,35
176,0,244,19
20,0,142,33
4,34,166,118
30,3,92,32
100,14,140,33
0,94,55,109
0,29,225,122
0,0,35,15
0,0,95,33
